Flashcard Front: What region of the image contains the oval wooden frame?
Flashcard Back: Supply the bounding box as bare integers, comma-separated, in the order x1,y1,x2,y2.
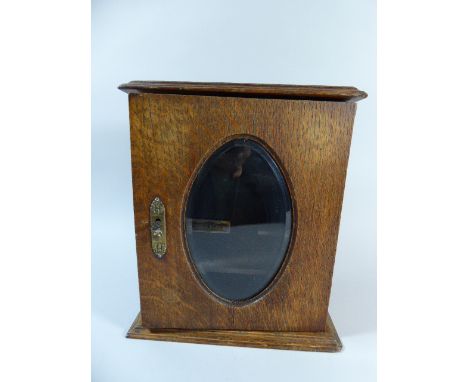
180,134,298,307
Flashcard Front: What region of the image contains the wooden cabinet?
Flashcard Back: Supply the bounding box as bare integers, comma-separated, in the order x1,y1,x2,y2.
119,81,367,351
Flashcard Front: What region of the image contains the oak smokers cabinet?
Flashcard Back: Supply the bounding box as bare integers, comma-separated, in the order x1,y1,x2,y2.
119,81,367,352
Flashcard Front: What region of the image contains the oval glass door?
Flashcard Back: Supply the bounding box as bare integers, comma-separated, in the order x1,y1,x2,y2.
185,138,292,302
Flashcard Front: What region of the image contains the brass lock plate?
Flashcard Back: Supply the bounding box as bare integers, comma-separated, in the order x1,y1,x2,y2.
150,197,166,258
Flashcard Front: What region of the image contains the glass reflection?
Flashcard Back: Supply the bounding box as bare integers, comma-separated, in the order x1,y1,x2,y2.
185,139,292,301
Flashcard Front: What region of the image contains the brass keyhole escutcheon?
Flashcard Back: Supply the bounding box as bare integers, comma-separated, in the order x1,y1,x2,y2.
150,197,166,258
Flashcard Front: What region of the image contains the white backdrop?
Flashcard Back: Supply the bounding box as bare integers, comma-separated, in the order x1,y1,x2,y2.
92,0,376,380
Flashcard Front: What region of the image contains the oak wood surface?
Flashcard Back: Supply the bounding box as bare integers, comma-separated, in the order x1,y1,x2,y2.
127,312,342,352
119,81,367,102
127,92,357,332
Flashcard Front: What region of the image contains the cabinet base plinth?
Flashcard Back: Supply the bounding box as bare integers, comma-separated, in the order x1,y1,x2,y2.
126,312,342,352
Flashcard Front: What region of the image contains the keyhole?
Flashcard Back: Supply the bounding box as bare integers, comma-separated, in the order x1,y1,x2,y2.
154,218,161,229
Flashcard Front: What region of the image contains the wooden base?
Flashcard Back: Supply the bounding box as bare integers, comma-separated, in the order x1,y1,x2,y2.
127,312,342,352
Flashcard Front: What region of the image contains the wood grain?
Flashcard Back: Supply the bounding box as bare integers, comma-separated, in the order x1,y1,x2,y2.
126,92,357,332
127,312,342,352
119,81,367,102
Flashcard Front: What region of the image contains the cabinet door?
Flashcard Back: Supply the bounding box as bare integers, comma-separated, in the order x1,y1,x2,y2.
129,93,355,331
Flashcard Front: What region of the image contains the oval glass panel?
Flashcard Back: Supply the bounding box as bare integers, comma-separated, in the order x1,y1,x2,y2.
185,138,292,302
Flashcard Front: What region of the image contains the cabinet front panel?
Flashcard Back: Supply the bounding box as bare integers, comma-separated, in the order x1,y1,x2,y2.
128,93,356,331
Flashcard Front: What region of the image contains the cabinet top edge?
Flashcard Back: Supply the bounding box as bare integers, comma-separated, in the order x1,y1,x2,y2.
118,81,367,102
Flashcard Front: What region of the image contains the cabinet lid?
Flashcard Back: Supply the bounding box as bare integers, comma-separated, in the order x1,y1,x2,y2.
118,81,367,102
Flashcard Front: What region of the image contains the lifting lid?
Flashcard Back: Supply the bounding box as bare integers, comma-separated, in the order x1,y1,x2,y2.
119,81,367,102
